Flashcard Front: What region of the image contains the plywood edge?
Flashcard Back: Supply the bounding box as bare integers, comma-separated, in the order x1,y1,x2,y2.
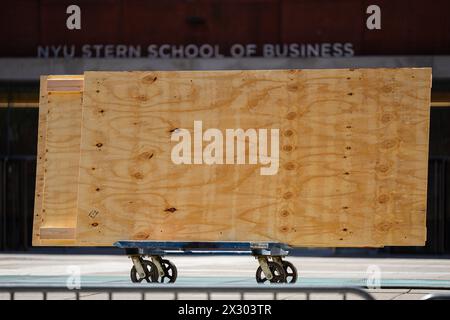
83,67,433,75
419,68,432,247
38,239,78,246
32,76,48,246
47,75,84,92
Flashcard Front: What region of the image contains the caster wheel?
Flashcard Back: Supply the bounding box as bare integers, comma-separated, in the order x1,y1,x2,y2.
282,261,298,283
157,259,178,283
256,261,287,283
130,260,159,283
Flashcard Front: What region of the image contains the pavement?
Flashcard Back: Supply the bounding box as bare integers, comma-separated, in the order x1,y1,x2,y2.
1,254,450,300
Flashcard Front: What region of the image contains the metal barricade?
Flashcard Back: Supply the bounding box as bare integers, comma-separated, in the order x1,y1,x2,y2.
421,293,450,300
0,285,375,300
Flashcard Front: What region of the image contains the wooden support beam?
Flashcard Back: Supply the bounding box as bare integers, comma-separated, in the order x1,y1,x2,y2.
47,75,84,92
32,80,82,246
39,227,76,240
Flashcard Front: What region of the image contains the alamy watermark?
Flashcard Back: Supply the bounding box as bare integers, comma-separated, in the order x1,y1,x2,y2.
366,265,381,289
66,265,81,290
170,121,279,176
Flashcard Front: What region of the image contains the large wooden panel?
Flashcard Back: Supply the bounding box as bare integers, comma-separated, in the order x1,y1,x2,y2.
76,68,431,247
32,76,83,246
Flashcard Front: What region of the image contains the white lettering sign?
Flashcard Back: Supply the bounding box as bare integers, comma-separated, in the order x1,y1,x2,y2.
170,121,279,176
36,43,355,58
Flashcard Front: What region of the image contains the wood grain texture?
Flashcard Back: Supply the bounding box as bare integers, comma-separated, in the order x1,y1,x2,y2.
74,69,431,247
33,79,83,246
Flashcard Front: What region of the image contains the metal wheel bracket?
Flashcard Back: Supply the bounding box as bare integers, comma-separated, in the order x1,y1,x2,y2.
272,256,283,265
130,256,146,279
257,256,273,280
150,255,165,277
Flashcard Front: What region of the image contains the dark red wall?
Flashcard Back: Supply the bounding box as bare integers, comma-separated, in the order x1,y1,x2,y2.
1,0,449,57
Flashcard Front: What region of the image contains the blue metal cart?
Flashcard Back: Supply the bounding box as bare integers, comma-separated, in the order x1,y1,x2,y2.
114,241,298,284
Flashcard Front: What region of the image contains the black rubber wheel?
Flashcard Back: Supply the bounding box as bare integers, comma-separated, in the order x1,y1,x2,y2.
130,260,159,283
157,259,178,283
256,261,287,283
282,260,298,283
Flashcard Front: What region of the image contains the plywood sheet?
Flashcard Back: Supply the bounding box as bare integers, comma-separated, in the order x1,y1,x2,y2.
32,76,83,246
75,68,431,247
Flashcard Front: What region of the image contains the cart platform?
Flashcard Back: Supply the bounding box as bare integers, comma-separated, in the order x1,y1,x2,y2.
114,241,298,284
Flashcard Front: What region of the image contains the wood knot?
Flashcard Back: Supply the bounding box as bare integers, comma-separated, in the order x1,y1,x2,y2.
283,192,293,200
382,85,393,93
164,207,177,213
280,210,290,217
284,129,294,137
377,222,392,232
286,112,297,120
133,172,144,179
378,194,389,204
284,162,296,170
382,139,397,150
142,75,158,84
282,145,293,152
376,163,390,173
91,222,99,227
139,151,154,160
135,232,150,240
96,143,103,148
381,113,393,123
